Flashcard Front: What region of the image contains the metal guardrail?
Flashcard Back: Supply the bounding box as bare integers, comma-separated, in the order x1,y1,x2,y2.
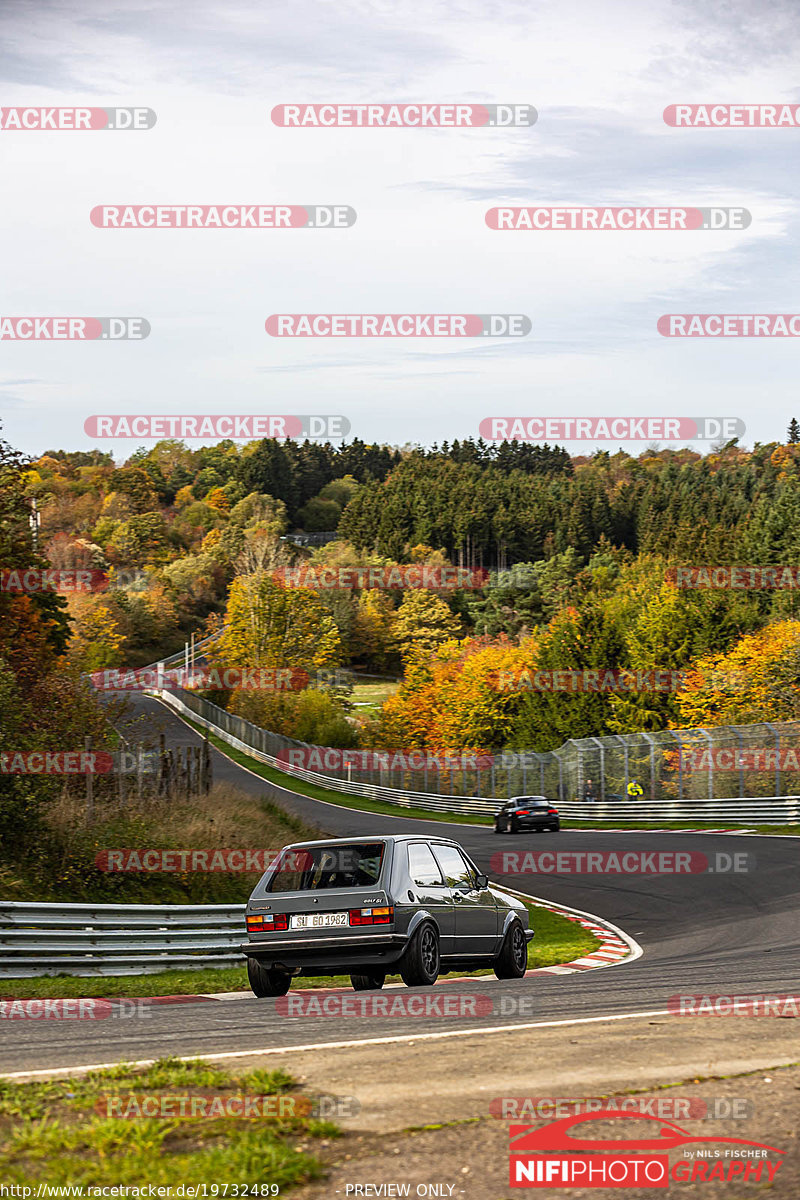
155,689,800,825
0,902,246,978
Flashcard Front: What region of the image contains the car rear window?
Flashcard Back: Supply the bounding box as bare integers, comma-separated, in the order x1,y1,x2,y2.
266,842,386,892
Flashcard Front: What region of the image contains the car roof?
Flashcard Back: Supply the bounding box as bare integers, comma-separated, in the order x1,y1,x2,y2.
508,795,550,802
281,834,463,850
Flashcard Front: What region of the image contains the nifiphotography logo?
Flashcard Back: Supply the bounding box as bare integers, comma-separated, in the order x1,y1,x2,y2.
508,1112,784,1188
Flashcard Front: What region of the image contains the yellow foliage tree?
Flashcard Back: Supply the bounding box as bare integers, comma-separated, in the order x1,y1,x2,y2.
675,620,800,727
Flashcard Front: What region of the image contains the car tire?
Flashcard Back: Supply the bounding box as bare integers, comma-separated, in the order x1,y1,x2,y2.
509,818,518,835
493,822,502,834
493,921,528,979
399,922,440,987
247,957,291,997
551,824,560,832
350,971,386,991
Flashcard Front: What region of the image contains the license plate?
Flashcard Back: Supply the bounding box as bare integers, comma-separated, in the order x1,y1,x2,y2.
291,912,348,930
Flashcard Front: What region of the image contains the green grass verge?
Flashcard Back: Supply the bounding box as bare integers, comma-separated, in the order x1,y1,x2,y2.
0,902,600,999
0,1058,331,1189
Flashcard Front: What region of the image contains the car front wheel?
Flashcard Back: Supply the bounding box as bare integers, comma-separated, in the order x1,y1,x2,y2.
400,922,440,987
493,921,528,979
247,957,291,997
350,971,386,990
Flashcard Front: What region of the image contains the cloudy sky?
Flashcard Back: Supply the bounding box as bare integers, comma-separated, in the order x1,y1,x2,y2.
1,0,799,459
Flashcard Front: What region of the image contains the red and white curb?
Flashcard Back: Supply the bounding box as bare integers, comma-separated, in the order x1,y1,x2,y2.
498,887,642,977
571,826,755,835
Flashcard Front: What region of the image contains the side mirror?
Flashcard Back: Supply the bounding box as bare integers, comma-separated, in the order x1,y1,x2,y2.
475,873,489,890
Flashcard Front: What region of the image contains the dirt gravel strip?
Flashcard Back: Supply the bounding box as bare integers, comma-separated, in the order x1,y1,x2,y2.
286,1050,800,1200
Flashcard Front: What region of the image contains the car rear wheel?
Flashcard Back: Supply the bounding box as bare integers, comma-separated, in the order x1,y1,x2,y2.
247,957,291,997
400,922,440,987
350,971,386,990
493,921,528,979
509,817,519,835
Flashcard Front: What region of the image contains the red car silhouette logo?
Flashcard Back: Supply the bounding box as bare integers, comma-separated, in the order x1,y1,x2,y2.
510,1111,784,1154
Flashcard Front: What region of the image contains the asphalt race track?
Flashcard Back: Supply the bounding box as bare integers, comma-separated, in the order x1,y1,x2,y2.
2,691,799,1076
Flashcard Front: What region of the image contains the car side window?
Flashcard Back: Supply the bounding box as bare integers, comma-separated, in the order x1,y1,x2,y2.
407,843,446,887
431,844,474,889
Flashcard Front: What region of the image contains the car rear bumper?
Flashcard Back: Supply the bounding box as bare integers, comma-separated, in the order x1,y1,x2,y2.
241,932,409,972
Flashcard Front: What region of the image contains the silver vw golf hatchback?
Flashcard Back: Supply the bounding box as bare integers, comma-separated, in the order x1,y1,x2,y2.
243,834,533,995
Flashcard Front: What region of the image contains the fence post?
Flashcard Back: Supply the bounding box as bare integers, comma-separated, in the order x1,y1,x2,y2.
765,723,781,797
85,736,94,822
203,732,212,793
159,734,167,796
117,748,125,808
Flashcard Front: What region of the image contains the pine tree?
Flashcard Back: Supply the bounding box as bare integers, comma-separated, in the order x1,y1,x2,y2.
787,418,800,444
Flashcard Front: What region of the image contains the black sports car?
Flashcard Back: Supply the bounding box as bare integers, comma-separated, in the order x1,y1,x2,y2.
494,796,561,834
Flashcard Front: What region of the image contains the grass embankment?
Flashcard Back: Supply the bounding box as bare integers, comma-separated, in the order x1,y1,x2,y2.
0,1058,332,1189
0,901,600,999
0,783,324,904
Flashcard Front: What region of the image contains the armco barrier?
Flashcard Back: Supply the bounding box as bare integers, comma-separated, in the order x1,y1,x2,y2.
153,688,800,824
0,889,609,980
0,902,246,978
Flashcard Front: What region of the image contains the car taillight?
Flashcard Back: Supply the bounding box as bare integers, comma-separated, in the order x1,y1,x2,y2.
516,810,531,815
349,906,394,926
247,913,288,932
548,809,558,814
